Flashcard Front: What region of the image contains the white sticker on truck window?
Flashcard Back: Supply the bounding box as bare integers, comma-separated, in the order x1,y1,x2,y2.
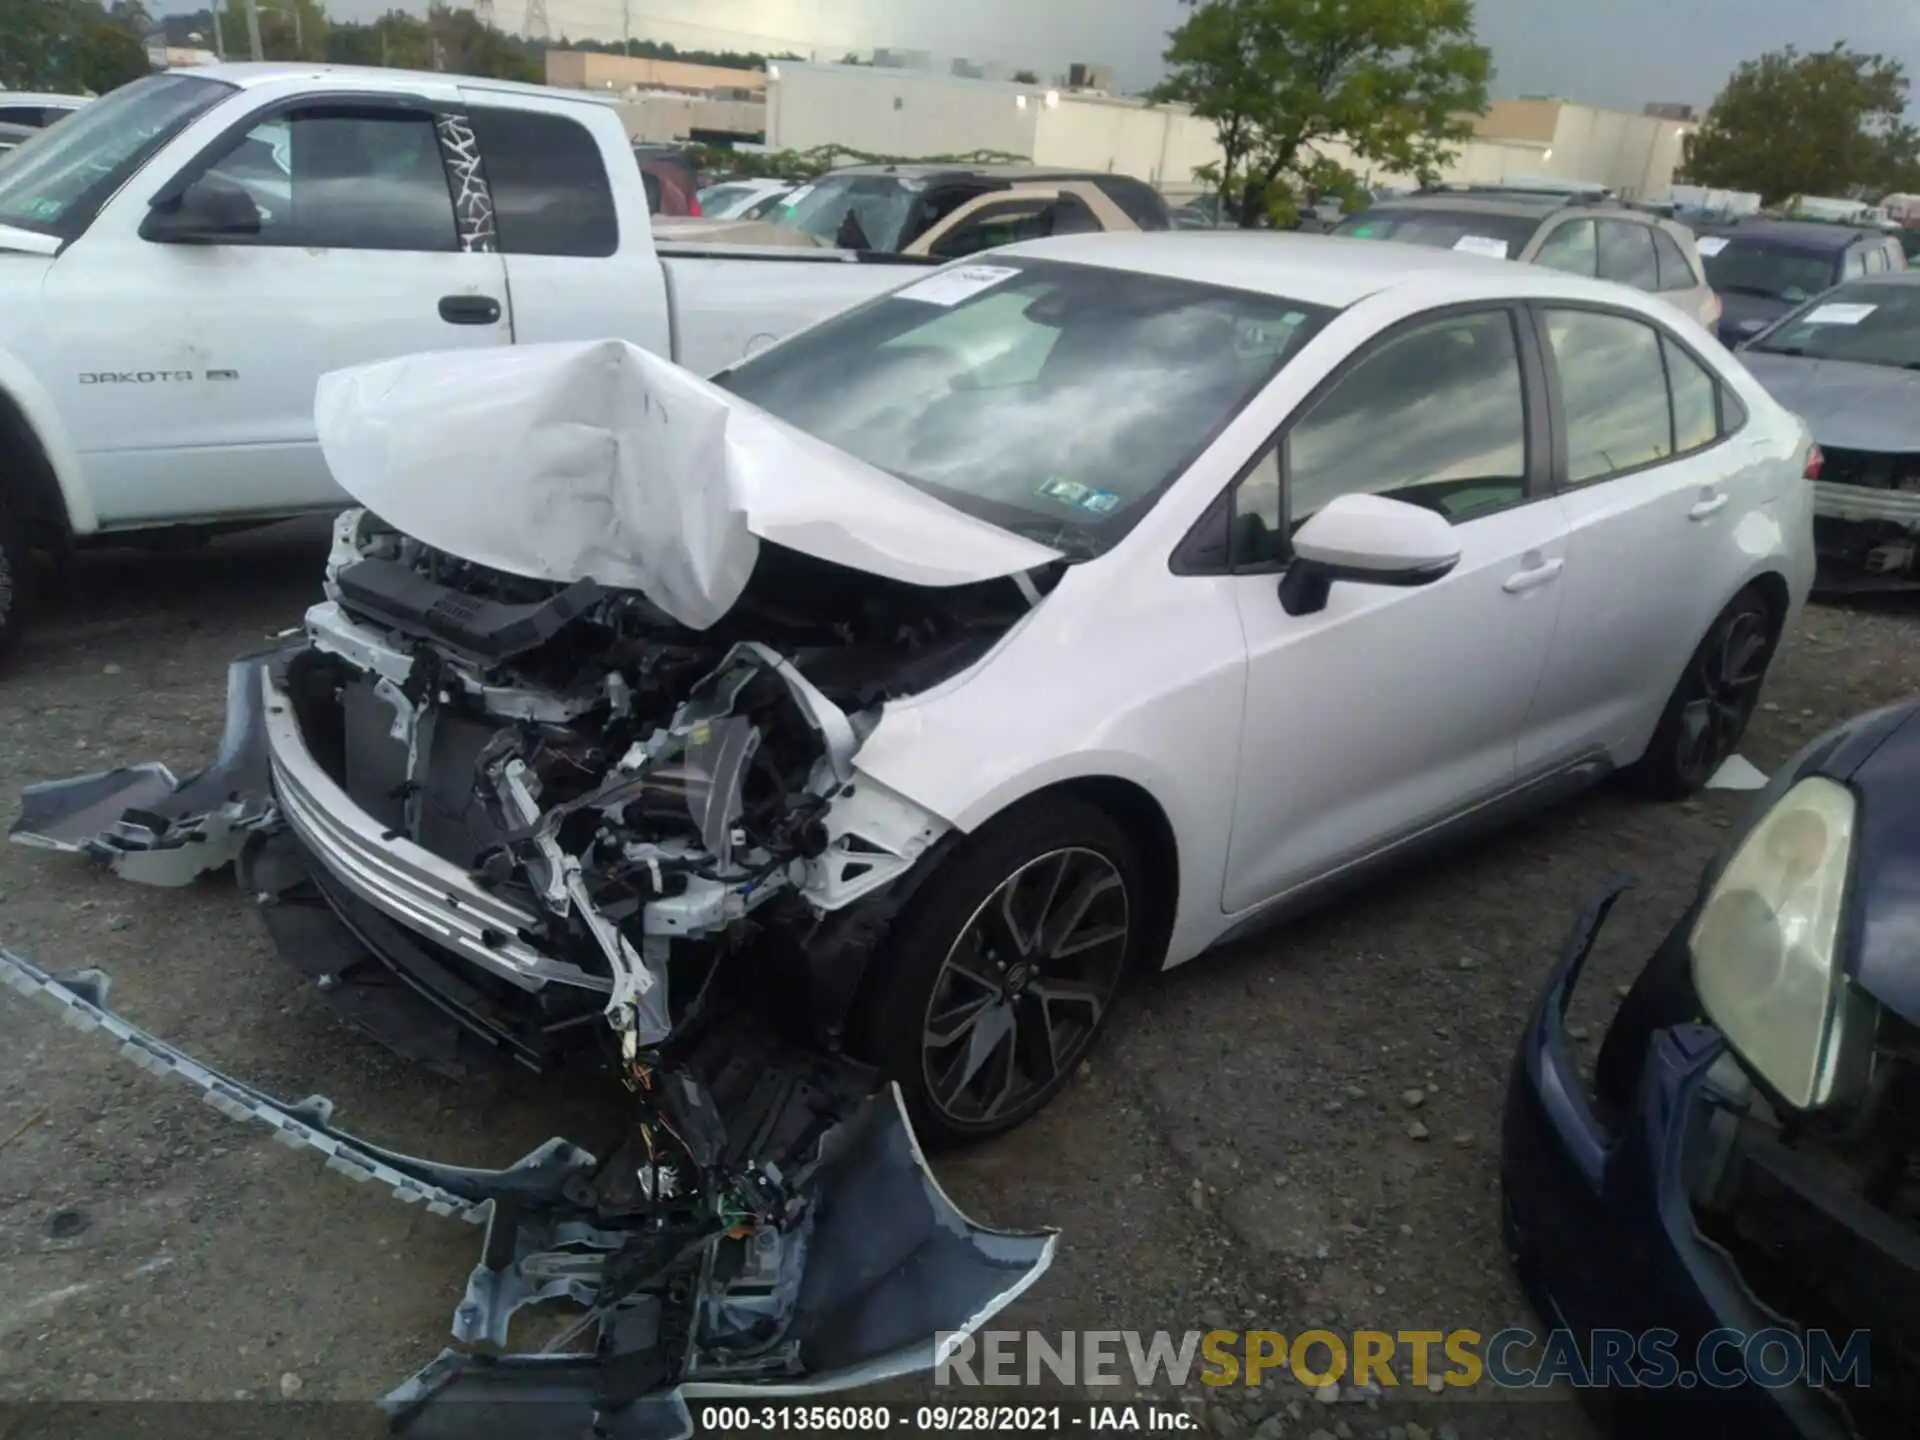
1801,302,1877,325
1451,234,1510,258
1694,236,1729,256
893,264,1023,306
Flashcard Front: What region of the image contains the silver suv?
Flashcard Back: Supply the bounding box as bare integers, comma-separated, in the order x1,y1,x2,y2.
1334,185,1723,332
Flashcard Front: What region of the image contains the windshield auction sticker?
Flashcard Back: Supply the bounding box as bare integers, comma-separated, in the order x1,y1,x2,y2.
1695,236,1729,256
1801,302,1877,325
1451,234,1510,258
896,264,1023,306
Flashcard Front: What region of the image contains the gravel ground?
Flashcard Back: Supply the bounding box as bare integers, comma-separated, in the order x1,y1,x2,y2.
2,525,1918,1439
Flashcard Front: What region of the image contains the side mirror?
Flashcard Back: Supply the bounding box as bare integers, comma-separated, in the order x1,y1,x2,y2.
141,176,263,244
1278,492,1461,616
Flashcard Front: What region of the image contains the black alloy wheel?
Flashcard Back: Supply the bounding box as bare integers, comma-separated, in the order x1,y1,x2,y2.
920,845,1130,1129
860,797,1143,1146
1630,588,1778,799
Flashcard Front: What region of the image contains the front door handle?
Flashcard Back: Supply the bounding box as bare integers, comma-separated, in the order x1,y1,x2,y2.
439,295,502,325
1502,557,1564,594
1690,491,1730,521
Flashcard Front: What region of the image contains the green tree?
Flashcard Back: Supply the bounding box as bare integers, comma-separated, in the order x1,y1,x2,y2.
1679,44,1920,204
3,0,152,92
1153,0,1491,227
1011,69,1039,84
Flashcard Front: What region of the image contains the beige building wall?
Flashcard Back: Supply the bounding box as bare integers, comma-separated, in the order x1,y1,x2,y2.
613,96,767,143
768,63,1041,159
1476,99,1696,198
546,50,768,96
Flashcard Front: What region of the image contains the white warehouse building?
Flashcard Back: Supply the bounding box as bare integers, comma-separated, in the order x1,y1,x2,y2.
764,63,1698,200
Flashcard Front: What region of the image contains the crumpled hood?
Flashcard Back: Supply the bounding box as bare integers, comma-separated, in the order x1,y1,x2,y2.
1737,351,1920,453
313,339,1061,630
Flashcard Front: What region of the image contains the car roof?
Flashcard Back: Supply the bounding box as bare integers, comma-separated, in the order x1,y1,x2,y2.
0,91,90,108
1699,218,1888,249
186,61,616,107
1361,193,1566,220
996,230,1625,308
828,163,1144,184
1834,269,1920,289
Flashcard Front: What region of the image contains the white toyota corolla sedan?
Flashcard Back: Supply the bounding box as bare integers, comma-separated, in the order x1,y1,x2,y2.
17,232,1817,1156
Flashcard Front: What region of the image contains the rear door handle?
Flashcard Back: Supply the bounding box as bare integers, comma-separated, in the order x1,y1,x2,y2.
1502,557,1564,594
1689,492,1730,521
438,295,501,325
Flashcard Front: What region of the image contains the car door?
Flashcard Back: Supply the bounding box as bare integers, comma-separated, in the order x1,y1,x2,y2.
43,98,509,525
1218,305,1570,912
1518,303,1766,773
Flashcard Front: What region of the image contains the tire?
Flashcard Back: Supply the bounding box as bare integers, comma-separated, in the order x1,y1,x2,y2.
857,796,1146,1148
0,492,29,663
1625,587,1778,801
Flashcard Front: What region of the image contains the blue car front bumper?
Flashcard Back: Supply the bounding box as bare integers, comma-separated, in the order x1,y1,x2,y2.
1500,882,1858,1440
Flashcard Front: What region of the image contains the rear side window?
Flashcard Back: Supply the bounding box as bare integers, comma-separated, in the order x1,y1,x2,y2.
1651,230,1698,291
1093,176,1171,230
0,105,50,127
1544,308,1671,482
469,108,618,257
1664,337,1719,452
1533,219,1597,276
1596,221,1659,290
1863,246,1888,275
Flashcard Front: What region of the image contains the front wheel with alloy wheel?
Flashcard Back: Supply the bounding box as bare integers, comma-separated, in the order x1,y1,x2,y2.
1627,587,1778,800
859,797,1144,1147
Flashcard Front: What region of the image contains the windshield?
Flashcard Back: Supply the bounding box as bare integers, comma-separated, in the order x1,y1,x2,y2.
1333,207,1541,259
1698,238,1839,304
1746,282,1920,370
772,174,926,251
715,259,1331,554
0,75,233,240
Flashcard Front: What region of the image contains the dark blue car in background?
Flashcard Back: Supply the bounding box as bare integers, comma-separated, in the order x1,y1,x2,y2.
1503,697,1920,1439
1698,219,1908,344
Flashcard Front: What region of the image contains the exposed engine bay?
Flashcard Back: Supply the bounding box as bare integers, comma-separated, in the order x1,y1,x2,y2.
1687,1024,1920,1437
3,506,1058,1432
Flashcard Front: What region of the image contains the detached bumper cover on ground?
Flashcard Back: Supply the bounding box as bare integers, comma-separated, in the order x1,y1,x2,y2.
0,945,1055,1437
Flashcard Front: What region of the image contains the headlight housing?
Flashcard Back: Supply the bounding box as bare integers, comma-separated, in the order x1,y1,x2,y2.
1690,776,1873,1110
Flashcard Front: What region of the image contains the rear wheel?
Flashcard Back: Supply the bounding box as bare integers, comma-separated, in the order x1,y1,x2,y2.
1626,588,1777,800
0,493,29,663
859,797,1143,1148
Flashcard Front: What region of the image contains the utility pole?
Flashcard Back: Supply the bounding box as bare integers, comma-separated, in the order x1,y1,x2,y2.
210,0,225,58
621,0,631,53
243,0,265,60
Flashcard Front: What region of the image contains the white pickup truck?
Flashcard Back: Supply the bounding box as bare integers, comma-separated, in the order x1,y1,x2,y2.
0,64,932,655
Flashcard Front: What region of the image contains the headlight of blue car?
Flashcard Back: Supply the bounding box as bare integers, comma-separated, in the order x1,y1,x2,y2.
1689,776,1879,1110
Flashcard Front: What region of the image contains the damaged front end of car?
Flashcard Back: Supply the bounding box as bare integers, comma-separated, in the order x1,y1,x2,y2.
4,341,1071,1432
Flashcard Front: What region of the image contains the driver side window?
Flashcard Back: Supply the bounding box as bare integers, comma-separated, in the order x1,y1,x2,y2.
928,199,1062,260
191,110,457,251
1231,309,1530,567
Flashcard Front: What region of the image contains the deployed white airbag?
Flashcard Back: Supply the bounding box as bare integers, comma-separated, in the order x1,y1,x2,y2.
313,339,1060,630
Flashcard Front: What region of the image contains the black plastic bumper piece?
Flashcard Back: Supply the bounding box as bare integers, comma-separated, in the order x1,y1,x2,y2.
332,557,606,664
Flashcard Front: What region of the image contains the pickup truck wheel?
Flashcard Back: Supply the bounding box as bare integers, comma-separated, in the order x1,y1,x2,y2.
0,494,29,662
859,797,1142,1148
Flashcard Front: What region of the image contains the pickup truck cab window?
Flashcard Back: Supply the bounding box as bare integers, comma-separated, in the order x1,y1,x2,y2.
469,107,618,257
0,73,232,240
188,110,457,251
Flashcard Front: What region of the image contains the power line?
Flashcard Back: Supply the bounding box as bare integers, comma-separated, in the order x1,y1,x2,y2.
523,0,549,40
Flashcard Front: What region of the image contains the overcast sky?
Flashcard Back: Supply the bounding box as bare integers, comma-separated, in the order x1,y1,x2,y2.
178,0,1920,112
